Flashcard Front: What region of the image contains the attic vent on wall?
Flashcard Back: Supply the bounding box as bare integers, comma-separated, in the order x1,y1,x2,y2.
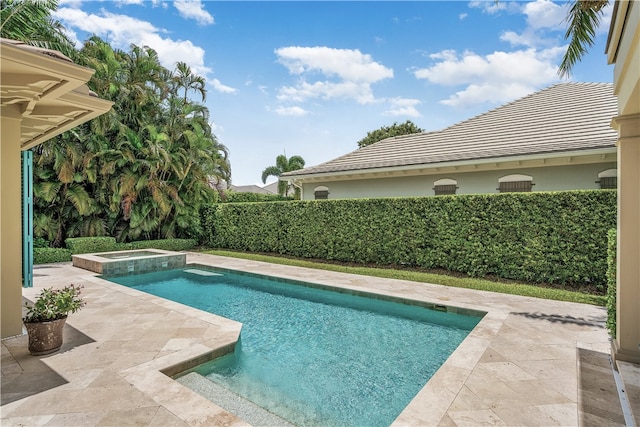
596,169,617,189
433,178,458,195
498,174,534,193
314,186,329,200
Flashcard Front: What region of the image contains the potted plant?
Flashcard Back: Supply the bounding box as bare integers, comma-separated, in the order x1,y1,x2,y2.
23,284,85,355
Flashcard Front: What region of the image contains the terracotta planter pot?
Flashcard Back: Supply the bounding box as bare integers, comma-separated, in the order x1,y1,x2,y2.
24,316,67,355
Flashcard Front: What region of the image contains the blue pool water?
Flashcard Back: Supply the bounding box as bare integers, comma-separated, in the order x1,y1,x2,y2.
109,267,482,426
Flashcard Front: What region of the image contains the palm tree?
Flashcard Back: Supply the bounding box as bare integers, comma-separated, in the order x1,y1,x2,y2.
0,0,78,60
172,61,207,103
558,0,610,78
261,154,305,197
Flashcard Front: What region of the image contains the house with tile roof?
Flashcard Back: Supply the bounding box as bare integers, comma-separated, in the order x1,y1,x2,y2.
281,82,618,200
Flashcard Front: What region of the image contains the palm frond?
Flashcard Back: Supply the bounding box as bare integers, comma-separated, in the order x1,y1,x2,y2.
559,0,609,78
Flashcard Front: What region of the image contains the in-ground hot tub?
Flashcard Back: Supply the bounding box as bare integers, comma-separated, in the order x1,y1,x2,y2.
72,249,186,276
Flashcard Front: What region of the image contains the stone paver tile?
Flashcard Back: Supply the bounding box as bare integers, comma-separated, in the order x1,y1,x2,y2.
175,327,208,339
58,385,158,414
448,337,491,370
437,413,458,427
47,368,103,390
580,411,626,427
537,403,579,426
447,386,490,411
393,386,458,426
464,380,523,407
1,388,83,418
423,365,472,395
0,415,55,426
0,371,68,405
476,361,537,382
504,380,573,406
516,358,577,380
96,406,161,426
43,412,104,426
88,371,132,388
478,347,508,363
448,409,507,426
149,406,191,427
493,403,574,426
161,338,199,352
535,378,579,403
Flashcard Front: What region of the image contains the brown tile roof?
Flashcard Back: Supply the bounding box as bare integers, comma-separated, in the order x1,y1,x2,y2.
283,82,617,178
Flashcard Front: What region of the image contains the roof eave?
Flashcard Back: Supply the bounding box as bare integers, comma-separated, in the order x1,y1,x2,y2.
283,147,618,184
1,40,114,150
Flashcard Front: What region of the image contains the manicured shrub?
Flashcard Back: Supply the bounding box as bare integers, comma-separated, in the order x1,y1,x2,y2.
33,237,50,248
34,248,72,264
129,239,197,251
201,190,616,289
223,192,292,203
64,237,119,254
606,229,616,338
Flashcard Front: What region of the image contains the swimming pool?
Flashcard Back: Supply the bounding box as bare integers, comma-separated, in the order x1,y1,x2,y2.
109,267,483,426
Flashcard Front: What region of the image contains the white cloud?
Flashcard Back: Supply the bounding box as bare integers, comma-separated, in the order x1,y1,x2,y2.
417,0,609,108
53,8,235,93
115,0,144,6
276,46,393,83
275,46,392,104
271,106,309,117
173,0,214,25
414,47,563,107
468,0,521,15
383,98,422,117
278,81,375,104
499,0,567,48
210,78,237,94
459,13,468,20
58,0,84,7
522,0,566,31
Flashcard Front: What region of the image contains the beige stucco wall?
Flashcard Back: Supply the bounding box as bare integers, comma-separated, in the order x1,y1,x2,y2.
608,0,640,364
1,106,24,337
1,40,113,339
300,162,617,200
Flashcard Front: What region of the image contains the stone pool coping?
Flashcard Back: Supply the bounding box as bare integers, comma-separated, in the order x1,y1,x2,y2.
72,249,186,275
1,252,620,426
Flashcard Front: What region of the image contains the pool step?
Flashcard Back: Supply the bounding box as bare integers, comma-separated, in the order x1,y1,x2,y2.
183,269,223,276
176,372,295,427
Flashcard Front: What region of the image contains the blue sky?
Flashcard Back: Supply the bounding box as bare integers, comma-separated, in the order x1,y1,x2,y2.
55,0,614,186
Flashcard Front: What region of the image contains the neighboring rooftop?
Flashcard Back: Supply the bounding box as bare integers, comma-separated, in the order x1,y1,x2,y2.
229,183,277,194
283,82,618,179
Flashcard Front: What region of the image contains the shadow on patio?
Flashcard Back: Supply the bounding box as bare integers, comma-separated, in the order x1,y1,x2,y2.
1,323,95,406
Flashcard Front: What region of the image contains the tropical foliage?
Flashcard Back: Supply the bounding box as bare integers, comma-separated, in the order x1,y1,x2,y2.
30,36,230,245
261,154,305,197
356,120,424,149
0,0,77,60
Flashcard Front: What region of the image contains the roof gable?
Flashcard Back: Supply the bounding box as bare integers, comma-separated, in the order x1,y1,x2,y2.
283,82,617,179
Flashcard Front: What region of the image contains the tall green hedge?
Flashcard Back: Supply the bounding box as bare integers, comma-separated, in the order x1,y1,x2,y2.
606,229,617,337
201,190,616,289
129,239,197,251
65,237,119,254
223,192,292,203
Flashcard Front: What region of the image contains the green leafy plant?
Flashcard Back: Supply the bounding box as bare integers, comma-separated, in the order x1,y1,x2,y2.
606,228,616,337
23,285,85,323
34,247,72,264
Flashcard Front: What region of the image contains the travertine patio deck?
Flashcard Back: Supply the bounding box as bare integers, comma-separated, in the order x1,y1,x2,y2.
1,253,627,426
